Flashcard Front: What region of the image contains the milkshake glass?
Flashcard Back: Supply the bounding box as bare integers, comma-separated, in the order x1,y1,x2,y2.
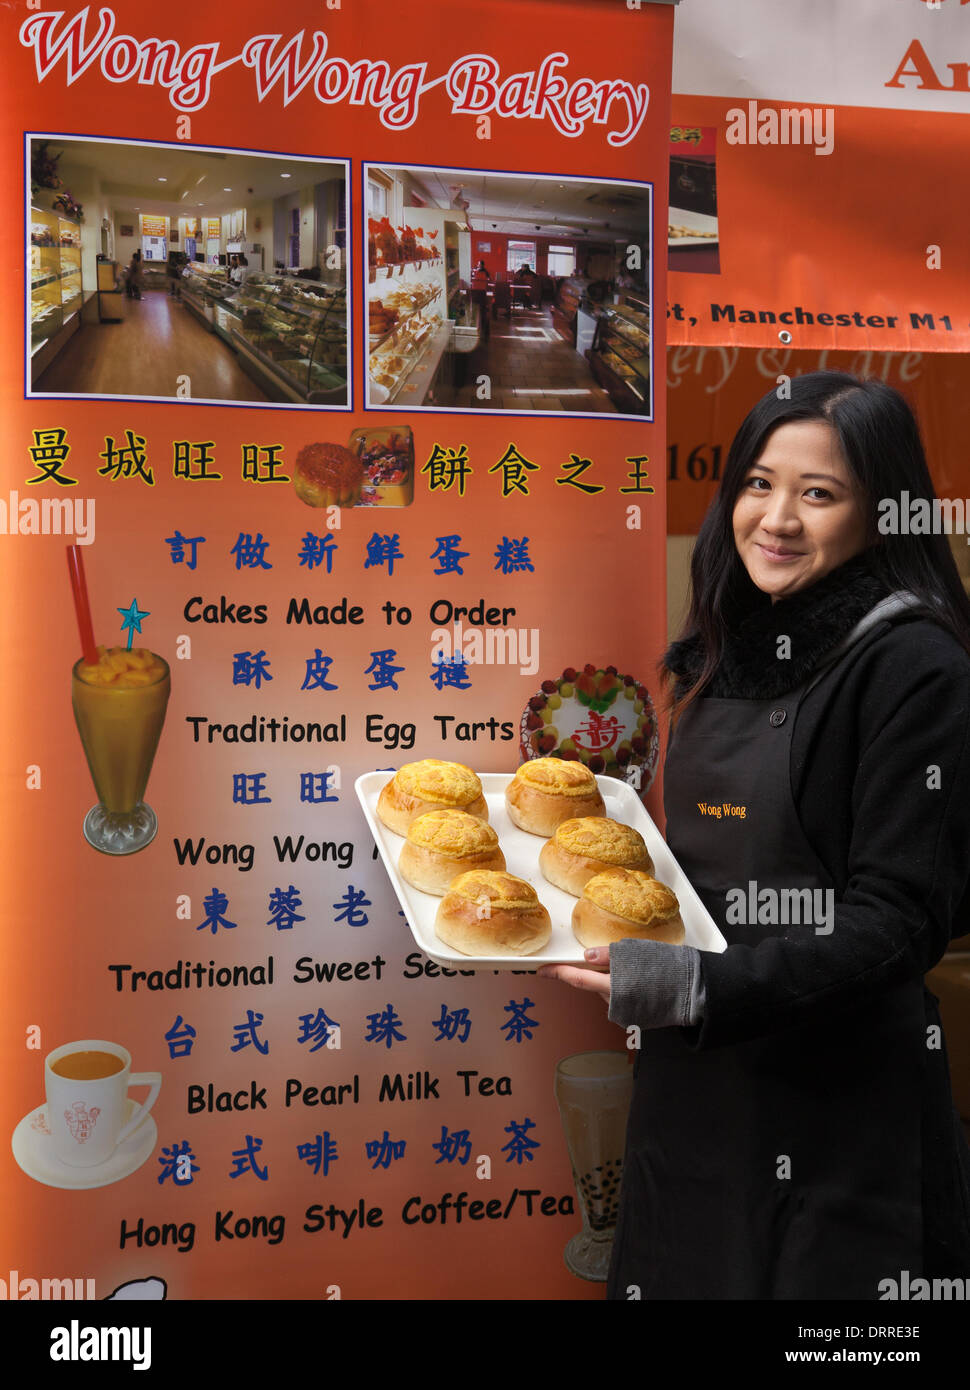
71,646,170,854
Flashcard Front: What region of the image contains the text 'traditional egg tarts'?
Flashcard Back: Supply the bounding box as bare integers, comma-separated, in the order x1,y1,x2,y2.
434,870,552,957
539,817,654,897
572,868,685,947
398,809,506,896
505,757,606,837
377,759,488,836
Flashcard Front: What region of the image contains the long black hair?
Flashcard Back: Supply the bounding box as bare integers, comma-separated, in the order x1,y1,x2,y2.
669,371,970,710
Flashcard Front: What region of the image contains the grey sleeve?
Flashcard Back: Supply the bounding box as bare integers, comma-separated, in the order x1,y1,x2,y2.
607,940,706,1030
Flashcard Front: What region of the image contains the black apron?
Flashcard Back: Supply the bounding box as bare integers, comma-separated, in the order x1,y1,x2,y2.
607,623,929,1300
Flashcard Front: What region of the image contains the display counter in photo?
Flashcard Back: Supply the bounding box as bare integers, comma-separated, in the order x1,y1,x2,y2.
364,163,652,418
28,136,350,409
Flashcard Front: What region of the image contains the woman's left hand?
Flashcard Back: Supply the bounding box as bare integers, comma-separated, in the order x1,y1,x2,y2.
536,947,611,1002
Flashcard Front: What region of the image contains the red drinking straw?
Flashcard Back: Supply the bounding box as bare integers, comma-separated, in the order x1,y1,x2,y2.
66,544,99,666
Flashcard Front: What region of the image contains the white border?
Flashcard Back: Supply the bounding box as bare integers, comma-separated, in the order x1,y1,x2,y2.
26,132,352,412
362,161,654,423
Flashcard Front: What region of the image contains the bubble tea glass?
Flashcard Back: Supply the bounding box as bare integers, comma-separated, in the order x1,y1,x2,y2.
71,646,170,855
554,1051,634,1281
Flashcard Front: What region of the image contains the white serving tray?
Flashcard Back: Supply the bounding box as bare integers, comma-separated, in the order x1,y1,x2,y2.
356,770,726,971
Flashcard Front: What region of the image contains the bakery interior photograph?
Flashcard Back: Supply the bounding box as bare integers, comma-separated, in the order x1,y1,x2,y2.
29,136,348,405
366,163,651,414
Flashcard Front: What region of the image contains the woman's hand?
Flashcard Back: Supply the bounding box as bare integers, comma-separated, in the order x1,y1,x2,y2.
536,947,611,1002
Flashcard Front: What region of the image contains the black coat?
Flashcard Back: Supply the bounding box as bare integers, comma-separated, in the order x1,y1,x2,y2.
654,555,970,1277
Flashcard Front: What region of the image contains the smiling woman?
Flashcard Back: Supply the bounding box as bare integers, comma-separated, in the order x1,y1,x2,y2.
678,371,970,705
732,418,869,601
541,371,970,1300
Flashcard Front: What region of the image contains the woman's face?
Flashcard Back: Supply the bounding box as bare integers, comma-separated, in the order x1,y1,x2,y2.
732,420,869,601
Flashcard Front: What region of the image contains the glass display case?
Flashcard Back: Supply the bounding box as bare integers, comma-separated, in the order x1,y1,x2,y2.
140,262,169,293
228,273,347,404
180,261,235,330
213,293,245,343
58,219,82,320
30,208,83,352
589,296,651,414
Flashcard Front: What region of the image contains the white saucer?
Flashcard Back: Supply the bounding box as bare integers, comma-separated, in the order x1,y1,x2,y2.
11,1099,158,1190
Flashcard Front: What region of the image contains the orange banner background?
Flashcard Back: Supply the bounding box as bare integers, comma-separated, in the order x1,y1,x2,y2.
668,94,970,354
2,0,673,1301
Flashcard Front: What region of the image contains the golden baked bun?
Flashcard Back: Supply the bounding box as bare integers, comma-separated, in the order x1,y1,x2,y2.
539,817,653,897
435,870,551,957
293,442,364,508
505,757,606,837
572,868,684,947
377,759,488,836
399,809,506,896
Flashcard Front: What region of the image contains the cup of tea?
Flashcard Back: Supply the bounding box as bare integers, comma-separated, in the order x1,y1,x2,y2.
44,1040,162,1168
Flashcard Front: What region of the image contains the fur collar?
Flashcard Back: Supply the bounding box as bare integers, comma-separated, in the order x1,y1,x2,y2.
665,552,891,699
